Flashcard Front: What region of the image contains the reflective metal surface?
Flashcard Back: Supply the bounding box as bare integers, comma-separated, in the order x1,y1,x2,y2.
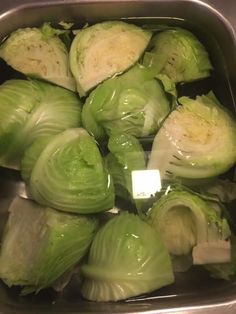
0,0,236,313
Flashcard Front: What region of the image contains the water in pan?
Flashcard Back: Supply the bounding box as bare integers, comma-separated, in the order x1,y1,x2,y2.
0,12,235,314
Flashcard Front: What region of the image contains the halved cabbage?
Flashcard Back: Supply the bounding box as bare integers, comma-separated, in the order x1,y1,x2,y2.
27,128,114,214
143,27,212,83
82,65,170,140
69,21,151,96
82,212,174,301
148,92,236,180
148,189,231,264
0,23,75,91
0,79,82,170
0,197,98,294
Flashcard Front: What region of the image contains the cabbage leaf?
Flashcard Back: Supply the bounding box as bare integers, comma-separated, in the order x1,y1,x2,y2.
105,132,146,202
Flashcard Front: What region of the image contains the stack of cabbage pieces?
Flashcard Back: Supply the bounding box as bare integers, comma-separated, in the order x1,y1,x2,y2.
0,20,235,302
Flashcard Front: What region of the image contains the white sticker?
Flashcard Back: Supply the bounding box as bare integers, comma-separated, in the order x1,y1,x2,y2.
131,170,162,199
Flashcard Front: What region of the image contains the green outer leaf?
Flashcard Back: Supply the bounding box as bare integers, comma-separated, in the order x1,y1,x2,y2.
105,154,130,200
69,21,152,96
148,189,231,257
21,136,53,183
0,25,75,91
0,79,82,170
29,128,114,214
143,27,212,83
148,92,236,179
82,64,170,141
106,132,146,202
0,197,98,293
156,73,177,98
82,212,174,301
58,21,74,30
40,22,69,39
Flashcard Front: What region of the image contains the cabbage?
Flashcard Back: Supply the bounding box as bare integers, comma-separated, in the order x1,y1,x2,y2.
0,23,75,91
148,92,236,180
82,65,170,141
26,128,114,214
69,21,151,96
143,27,212,83
0,79,82,170
81,212,174,301
105,132,146,202
148,189,231,264
0,197,98,294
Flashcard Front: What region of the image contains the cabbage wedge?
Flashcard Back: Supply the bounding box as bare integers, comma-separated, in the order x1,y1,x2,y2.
82,65,170,141
0,23,75,91
0,197,98,294
82,212,174,301
148,189,231,265
69,21,151,96
143,27,212,83
27,128,114,214
148,92,236,180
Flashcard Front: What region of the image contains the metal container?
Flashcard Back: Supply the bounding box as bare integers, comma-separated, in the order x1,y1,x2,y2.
0,0,235,313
